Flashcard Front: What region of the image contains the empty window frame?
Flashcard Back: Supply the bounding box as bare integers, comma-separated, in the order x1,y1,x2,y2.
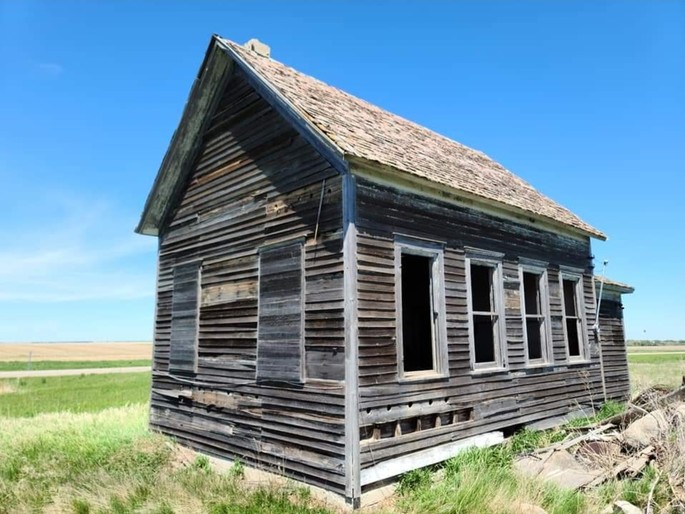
466,253,506,370
395,240,447,378
256,241,304,384
561,273,587,360
169,261,201,374
520,266,552,364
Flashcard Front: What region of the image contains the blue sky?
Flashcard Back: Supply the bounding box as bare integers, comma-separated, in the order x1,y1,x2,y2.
0,1,683,341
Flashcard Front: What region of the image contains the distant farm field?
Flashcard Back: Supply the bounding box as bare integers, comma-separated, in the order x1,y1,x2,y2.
627,345,685,354
0,342,152,362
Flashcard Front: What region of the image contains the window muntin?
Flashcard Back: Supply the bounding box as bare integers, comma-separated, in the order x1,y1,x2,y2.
561,274,587,360
520,268,551,364
466,255,506,370
395,240,447,379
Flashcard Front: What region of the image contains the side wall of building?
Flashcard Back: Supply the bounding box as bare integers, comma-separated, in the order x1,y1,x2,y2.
150,68,347,493
353,177,608,487
598,290,631,401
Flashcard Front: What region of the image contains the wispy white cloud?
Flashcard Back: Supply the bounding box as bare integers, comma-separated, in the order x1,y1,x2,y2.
35,62,64,76
0,192,156,303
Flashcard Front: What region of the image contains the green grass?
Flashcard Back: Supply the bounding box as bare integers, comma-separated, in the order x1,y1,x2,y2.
0,359,151,371
0,372,151,417
628,352,685,393
0,405,336,514
397,442,589,514
628,353,685,364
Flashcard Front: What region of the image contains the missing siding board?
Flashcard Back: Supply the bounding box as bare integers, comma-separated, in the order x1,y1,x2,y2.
170,261,201,374
256,241,304,384
359,407,473,443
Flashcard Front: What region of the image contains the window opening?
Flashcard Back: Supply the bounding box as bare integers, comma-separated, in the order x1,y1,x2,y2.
523,271,545,361
400,253,435,372
563,278,583,358
470,263,500,365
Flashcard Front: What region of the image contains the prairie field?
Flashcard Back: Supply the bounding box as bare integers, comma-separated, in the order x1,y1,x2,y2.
627,351,685,393
627,345,685,354
0,342,152,362
0,349,682,513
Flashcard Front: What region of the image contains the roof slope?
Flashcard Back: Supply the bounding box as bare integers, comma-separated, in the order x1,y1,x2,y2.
220,38,605,240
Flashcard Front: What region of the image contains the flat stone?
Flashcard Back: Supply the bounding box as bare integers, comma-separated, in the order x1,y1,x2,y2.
612,500,643,514
673,402,685,419
515,449,602,490
517,503,548,514
623,409,669,448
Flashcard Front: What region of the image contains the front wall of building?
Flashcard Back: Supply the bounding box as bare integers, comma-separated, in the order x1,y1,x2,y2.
353,177,608,482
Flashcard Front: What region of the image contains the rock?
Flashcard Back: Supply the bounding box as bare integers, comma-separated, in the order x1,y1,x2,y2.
622,409,669,448
516,503,548,514
515,449,602,490
612,500,643,514
673,402,685,419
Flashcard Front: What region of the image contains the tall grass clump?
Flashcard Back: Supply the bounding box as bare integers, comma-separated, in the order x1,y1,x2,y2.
396,442,588,514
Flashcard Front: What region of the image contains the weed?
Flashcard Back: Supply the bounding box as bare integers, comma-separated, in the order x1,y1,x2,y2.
71,498,91,514
193,454,211,472
397,468,432,495
228,459,245,480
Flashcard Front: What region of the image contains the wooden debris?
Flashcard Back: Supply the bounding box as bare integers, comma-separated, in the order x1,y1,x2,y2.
531,423,616,455
584,446,654,489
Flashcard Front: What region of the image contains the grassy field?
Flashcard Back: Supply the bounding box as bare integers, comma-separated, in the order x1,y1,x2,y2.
0,350,681,513
0,405,334,514
628,351,685,393
0,372,151,418
0,359,151,372
0,401,667,514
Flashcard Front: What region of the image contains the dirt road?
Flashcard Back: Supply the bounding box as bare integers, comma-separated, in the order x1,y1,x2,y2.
0,366,151,379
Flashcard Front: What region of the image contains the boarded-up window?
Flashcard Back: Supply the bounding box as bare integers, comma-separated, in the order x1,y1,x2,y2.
257,241,304,383
169,262,201,374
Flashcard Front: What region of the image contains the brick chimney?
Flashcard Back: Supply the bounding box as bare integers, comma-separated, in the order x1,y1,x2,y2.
244,38,271,58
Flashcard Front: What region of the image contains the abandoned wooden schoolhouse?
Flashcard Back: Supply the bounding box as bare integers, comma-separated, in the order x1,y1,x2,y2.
136,35,634,506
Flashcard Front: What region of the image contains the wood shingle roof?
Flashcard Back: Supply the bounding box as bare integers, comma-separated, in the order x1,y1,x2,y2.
220,38,605,240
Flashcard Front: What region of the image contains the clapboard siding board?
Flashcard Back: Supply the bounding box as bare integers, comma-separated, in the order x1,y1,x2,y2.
150,68,346,495
353,177,606,470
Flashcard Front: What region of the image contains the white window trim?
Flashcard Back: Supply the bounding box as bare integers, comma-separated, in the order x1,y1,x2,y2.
519,264,553,366
465,250,507,372
394,238,448,381
559,270,589,363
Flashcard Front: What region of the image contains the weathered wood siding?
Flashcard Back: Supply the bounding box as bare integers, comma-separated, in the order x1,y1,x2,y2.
354,177,606,478
598,294,631,401
150,68,346,493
